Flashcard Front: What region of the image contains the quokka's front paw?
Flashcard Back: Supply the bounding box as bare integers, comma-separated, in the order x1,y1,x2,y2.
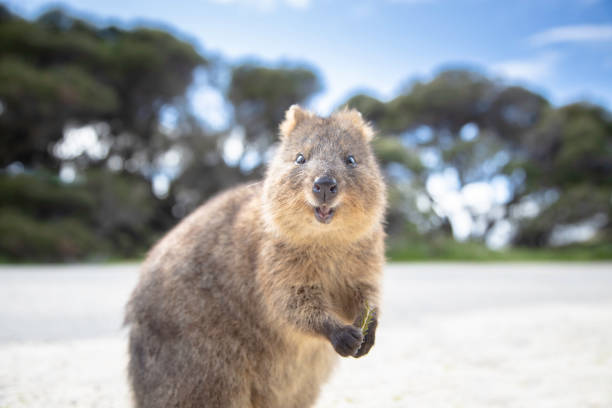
329,325,364,357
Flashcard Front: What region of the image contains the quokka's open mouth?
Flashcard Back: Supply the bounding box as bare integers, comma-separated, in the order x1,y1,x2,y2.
314,206,335,224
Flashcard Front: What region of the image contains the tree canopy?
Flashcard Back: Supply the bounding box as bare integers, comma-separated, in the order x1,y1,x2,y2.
1,6,610,261
0,6,205,168
346,70,611,249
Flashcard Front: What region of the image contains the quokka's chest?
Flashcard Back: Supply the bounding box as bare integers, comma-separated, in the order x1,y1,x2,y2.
291,254,370,320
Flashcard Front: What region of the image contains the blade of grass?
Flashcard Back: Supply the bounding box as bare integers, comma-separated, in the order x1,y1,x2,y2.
360,302,374,336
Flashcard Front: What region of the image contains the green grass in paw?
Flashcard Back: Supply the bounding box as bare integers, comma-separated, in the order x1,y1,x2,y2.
360,302,374,336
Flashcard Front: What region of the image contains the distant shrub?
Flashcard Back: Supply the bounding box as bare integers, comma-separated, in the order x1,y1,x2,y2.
0,207,103,261
0,171,166,262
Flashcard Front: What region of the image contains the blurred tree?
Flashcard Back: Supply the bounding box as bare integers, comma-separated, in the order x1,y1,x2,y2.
0,5,205,169
168,63,322,216
1,5,610,261
345,69,610,249
162,111,250,217
508,103,612,246
0,6,206,261
227,63,321,172
0,5,326,261
0,170,159,261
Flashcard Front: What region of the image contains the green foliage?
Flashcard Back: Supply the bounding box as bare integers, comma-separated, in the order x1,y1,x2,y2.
0,207,102,262
0,7,328,262
0,6,205,167
372,137,424,173
511,185,611,247
230,65,320,111
387,240,612,262
506,103,612,246
0,171,161,262
229,64,321,147
1,6,610,262
0,172,94,218
0,57,118,115
406,70,494,131
347,69,612,251
556,104,612,186
343,94,388,125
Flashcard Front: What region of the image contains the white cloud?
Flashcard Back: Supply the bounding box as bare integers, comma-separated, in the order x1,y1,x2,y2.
208,0,310,10
529,24,612,46
490,52,561,82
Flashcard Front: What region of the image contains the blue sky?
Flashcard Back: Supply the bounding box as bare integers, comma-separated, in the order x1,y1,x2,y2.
7,0,612,117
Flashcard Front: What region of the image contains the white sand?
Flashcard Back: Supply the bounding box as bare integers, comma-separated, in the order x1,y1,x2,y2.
318,305,612,408
1,263,611,407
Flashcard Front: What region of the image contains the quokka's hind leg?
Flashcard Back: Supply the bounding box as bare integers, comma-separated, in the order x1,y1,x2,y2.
128,323,252,408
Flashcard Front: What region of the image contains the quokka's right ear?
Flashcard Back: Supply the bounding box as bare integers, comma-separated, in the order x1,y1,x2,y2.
279,105,313,140
334,107,375,142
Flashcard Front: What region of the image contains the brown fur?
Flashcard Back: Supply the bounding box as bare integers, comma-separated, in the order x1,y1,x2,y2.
125,105,387,408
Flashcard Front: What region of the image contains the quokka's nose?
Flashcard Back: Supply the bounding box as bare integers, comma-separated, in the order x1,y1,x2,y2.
312,176,338,203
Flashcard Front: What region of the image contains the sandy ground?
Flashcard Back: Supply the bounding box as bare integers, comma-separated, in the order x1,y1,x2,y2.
1,263,611,408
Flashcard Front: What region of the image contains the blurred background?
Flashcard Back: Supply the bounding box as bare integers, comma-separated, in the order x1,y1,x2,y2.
1,0,611,262
2,2,612,407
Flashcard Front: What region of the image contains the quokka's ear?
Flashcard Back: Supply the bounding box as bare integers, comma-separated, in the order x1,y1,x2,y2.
279,105,313,140
334,107,375,142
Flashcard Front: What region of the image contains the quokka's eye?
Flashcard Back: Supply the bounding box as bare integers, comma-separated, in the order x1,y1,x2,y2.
346,155,357,167
295,153,306,165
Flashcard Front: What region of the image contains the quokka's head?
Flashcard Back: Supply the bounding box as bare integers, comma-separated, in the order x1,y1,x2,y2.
263,105,386,245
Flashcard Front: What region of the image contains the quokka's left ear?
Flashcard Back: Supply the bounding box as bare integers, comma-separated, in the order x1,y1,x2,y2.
334,107,375,142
